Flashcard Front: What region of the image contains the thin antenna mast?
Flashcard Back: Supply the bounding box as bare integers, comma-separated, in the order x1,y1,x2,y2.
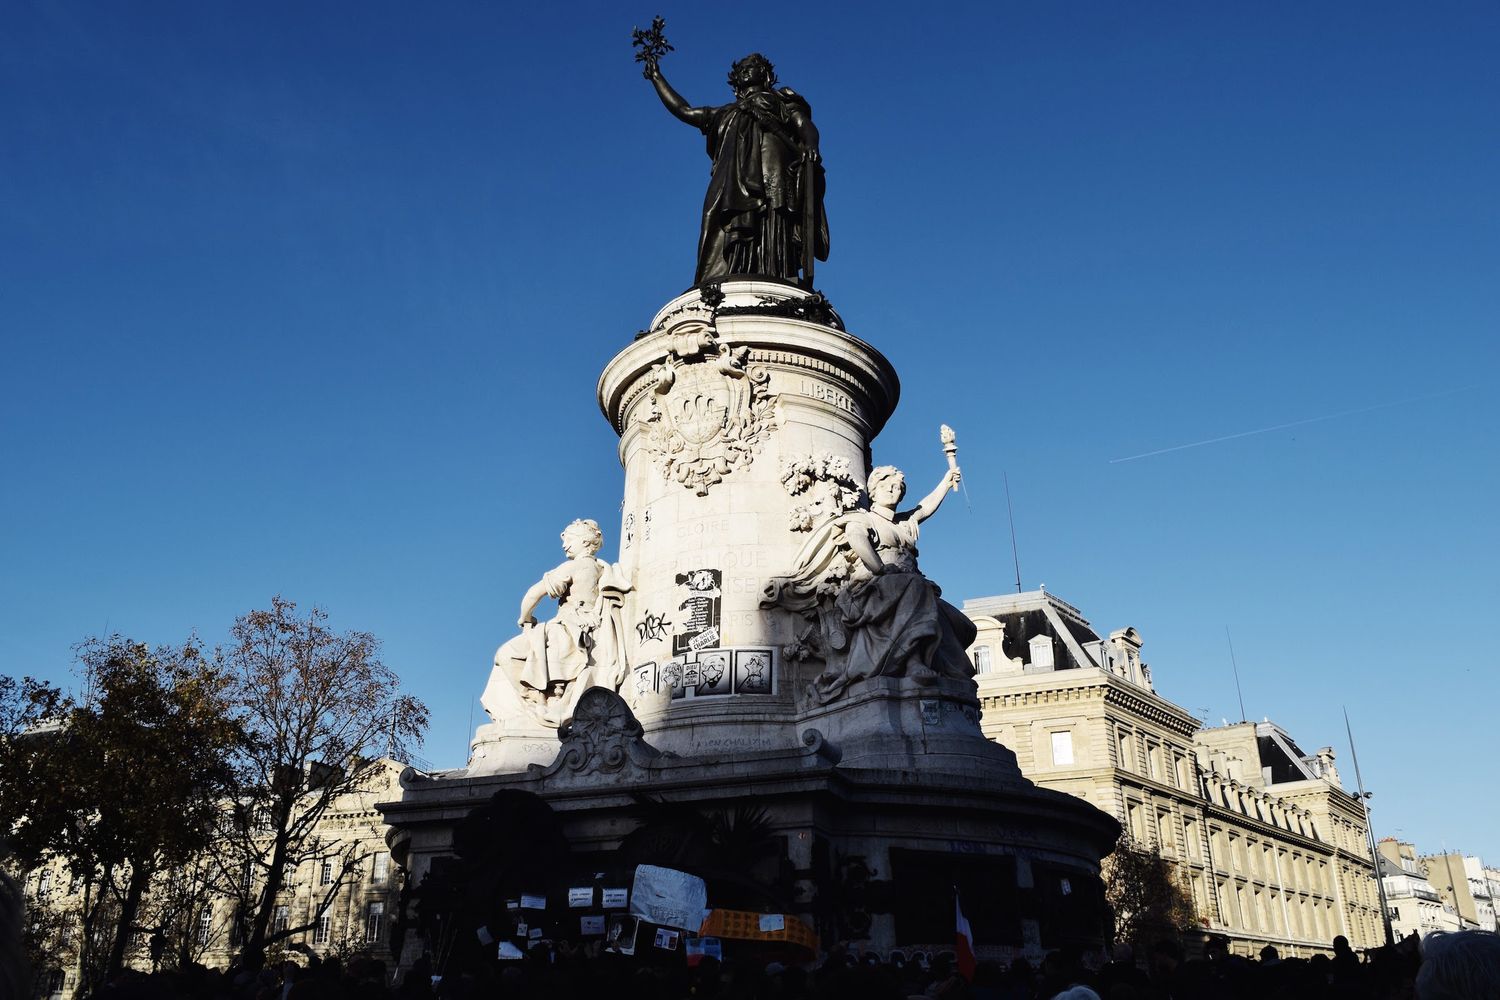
1225,626,1247,723
1003,472,1022,594
1345,706,1396,945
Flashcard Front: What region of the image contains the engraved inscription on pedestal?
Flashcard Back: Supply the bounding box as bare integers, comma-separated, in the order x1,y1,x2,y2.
797,379,861,419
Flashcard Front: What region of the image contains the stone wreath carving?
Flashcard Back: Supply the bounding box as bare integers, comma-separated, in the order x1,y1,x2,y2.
637,319,776,496
781,453,863,534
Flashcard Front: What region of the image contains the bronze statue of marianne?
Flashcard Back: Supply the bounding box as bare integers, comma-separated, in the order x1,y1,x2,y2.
638,27,828,288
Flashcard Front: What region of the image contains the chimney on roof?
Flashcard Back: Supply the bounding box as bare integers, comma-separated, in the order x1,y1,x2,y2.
1313,746,1341,787
1108,628,1145,687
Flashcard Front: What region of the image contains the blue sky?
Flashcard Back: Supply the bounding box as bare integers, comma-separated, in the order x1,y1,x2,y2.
3,2,1496,860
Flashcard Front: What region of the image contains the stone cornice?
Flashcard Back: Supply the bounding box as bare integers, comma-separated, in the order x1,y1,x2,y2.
977,668,1198,736
598,285,900,438
1100,680,1200,736
1201,800,1328,854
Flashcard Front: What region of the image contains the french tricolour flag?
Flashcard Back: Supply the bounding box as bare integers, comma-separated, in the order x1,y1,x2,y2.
955,888,976,981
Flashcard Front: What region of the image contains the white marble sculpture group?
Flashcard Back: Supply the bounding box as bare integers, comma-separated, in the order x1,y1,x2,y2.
762,461,977,703
480,438,976,731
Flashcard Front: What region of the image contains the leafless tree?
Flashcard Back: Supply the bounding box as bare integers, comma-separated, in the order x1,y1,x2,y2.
212,597,427,970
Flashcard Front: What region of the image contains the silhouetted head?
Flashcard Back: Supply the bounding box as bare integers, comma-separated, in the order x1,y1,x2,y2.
729,53,777,95
1417,931,1500,1000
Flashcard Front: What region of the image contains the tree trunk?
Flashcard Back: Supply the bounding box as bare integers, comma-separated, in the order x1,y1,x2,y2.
105,865,151,977
76,870,103,997
241,824,292,972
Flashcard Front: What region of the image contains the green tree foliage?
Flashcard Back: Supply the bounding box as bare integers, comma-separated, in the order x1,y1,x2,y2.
0,675,69,865
213,597,428,970
1102,834,1198,950
0,640,241,992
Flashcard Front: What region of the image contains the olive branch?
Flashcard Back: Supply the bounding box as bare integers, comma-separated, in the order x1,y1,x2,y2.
631,15,673,78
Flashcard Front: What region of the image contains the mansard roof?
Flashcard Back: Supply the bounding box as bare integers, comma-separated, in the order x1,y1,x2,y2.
963,589,1103,671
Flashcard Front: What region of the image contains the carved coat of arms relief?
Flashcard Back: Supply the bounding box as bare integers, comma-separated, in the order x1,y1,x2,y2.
637,320,775,495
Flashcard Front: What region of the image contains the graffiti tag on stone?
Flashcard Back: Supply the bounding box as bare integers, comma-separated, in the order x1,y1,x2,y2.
636,611,671,643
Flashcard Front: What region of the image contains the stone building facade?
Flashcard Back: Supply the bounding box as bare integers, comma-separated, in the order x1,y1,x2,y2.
1419,851,1498,932
963,589,1383,957
1194,721,1384,952
1377,839,1464,939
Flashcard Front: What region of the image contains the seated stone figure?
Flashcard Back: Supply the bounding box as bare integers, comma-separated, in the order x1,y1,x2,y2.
483,519,632,728
763,464,976,704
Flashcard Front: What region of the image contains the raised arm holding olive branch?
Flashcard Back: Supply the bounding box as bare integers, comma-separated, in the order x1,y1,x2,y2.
634,19,828,286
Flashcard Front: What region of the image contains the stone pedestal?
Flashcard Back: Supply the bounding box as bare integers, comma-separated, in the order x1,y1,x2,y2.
596,281,900,757
388,282,1119,970
383,687,1117,969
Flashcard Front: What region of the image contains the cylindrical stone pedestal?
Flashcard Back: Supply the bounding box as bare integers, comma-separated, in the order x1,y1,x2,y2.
598,281,899,756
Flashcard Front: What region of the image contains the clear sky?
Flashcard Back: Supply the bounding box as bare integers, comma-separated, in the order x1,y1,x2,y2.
3,2,1496,860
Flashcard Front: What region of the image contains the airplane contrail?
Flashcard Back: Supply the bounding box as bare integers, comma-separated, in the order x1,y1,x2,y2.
1108,384,1479,464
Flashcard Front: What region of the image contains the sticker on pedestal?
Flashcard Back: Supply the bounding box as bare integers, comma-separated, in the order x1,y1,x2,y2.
695,650,731,696
662,660,686,700
630,647,776,698
632,663,657,701
734,649,773,694
673,569,722,656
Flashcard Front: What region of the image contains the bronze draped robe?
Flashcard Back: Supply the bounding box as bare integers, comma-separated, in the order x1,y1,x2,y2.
695,88,828,285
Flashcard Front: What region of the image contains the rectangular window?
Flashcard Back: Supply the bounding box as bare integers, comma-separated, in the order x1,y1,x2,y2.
240,860,254,893
372,852,390,885
366,902,385,944
973,645,992,674
320,860,334,886
197,908,213,946
1146,742,1160,779
273,905,289,935
314,913,331,946
1117,730,1132,771
1050,731,1074,766
1157,811,1174,854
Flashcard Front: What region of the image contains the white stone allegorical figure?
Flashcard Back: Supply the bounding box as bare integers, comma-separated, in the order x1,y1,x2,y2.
482,518,633,728
763,446,977,704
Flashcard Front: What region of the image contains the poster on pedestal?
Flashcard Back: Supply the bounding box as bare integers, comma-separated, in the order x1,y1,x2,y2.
630,864,707,930
605,914,639,955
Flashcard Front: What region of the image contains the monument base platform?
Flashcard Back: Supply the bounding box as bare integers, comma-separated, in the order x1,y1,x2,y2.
380,688,1118,973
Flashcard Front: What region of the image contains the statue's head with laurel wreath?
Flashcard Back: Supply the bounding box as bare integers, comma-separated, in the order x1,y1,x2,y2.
728,53,777,97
